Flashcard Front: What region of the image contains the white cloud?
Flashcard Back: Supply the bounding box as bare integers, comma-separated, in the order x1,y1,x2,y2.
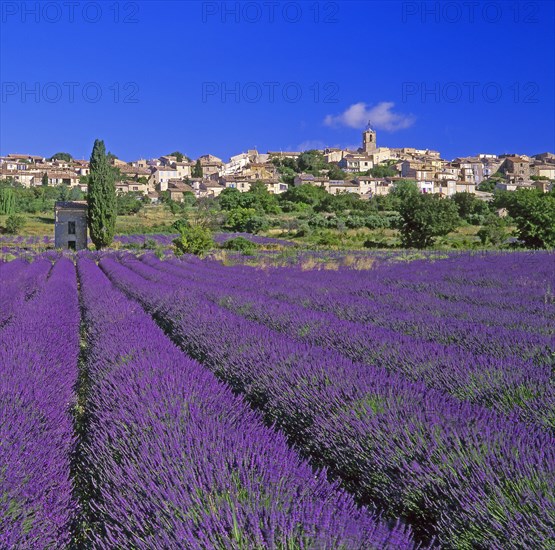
324,101,415,132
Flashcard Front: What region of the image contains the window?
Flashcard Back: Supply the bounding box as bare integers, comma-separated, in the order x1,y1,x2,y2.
68,221,76,235
68,241,76,250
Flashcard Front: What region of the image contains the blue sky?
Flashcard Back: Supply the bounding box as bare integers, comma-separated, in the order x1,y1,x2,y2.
1,0,554,161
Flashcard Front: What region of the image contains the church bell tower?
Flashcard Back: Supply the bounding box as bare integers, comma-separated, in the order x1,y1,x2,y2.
362,123,377,153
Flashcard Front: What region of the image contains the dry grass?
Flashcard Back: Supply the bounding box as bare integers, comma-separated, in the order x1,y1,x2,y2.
350,257,377,270
300,257,318,271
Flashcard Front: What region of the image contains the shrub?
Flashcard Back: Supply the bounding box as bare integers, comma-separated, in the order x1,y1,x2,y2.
173,225,214,257
365,215,390,229
477,215,511,246
143,238,158,250
225,208,269,234
221,237,258,254
5,214,25,234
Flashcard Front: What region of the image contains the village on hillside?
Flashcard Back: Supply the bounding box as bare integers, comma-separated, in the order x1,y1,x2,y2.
2,128,554,203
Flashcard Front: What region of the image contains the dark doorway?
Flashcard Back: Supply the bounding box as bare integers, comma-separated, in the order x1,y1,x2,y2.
68,241,76,250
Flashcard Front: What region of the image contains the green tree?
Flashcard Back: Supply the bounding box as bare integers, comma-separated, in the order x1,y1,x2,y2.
117,192,145,215
219,188,249,211
50,152,73,162
87,139,117,249
397,186,460,248
451,192,490,224
272,157,299,184
281,184,329,208
173,224,214,257
41,172,49,187
497,189,555,248
297,150,327,174
69,186,84,201
248,181,280,213
0,188,16,215
369,164,397,178
225,207,268,234
326,164,347,180
477,215,510,246
5,214,25,234
169,151,190,162
477,179,497,192
192,159,203,178
58,185,70,201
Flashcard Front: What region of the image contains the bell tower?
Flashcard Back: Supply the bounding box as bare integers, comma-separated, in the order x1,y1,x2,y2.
362,123,377,153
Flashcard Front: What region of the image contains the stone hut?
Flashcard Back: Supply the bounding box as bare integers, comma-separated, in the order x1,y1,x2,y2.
54,201,88,250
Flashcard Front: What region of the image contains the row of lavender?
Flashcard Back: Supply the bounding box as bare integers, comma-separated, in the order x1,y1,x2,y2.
165,252,552,363
100,252,555,548
136,253,555,431
77,257,412,548
0,257,414,547
0,259,79,547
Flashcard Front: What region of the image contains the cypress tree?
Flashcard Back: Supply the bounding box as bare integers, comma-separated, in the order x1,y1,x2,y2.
87,139,117,249
192,159,203,178
0,188,16,215
41,172,49,186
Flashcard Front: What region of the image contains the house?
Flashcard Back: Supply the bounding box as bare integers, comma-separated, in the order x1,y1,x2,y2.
436,179,458,197
328,180,359,195
118,165,151,181
323,148,346,164
199,180,225,198
174,161,193,179
267,151,301,159
111,158,128,167
265,180,288,194
41,171,80,187
159,155,178,167
198,154,224,176
116,181,148,194
338,153,374,172
499,156,531,183
6,153,45,164
150,166,178,191
219,175,252,191
354,176,394,196
130,159,150,168
241,162,277,181
533,180,552,193
531,164,555,180
147,192,160,204
1,170,35,187
54,201,88,250
167,181,195,202
223,152,252,175
293,173,329,189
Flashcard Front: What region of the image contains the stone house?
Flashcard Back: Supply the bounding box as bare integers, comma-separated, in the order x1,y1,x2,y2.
338,153,374,172
149,166,178,191
54,201,88,250
500,156,531,183
198,154,224,176
328,180,359,195
167,181,195,202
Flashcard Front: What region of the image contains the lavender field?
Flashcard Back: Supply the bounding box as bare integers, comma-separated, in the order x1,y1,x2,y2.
1,250,554,548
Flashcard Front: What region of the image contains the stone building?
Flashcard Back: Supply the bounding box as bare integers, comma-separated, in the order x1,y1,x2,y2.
362,126,377,153
54,201,88,250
